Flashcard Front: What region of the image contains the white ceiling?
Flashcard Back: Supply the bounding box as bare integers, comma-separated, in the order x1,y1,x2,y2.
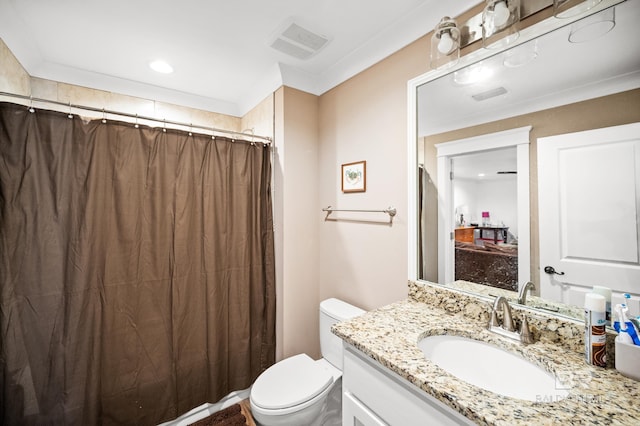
0,0,477,117
453,147,517,181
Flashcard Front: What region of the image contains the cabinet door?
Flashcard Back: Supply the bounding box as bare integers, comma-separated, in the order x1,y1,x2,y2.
343,391,387,426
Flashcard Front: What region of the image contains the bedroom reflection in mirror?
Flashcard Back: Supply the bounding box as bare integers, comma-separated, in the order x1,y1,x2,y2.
452,147,518,290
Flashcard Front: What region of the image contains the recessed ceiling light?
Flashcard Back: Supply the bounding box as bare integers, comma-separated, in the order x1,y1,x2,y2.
478,173,486,177
149,60,173,74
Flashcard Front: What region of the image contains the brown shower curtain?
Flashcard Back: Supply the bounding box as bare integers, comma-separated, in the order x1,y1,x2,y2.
0,102,276,425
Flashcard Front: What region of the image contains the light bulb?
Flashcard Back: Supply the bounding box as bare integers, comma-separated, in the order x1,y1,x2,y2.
437,32,455,54
493,1,511,27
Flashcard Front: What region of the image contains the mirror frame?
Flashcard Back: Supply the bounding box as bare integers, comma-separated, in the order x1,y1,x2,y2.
407,0,626,296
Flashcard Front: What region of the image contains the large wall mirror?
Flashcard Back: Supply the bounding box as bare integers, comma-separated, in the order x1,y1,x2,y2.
408,0,640,321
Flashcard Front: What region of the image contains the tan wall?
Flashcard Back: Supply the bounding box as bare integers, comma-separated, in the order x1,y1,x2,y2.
424,89,640,286
316,32,432,312
0,37,30,96
274,87,321,359
311,1,485,313
274,32,436,356
242,93,274,140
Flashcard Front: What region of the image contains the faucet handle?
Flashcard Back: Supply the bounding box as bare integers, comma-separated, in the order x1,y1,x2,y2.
520,315,534,344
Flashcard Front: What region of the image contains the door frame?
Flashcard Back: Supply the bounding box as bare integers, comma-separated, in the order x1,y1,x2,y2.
435,126,532,286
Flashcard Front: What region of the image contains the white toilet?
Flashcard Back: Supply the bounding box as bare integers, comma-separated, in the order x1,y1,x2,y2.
249,298,364,426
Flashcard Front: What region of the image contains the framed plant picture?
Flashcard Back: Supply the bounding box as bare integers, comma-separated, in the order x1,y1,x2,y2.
341,161,366,193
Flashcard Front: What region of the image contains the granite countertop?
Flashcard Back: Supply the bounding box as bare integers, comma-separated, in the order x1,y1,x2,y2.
332,293,640,425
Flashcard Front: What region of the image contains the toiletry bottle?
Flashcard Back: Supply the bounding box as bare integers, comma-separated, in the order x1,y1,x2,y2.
592,286,612,326
584,293,607,367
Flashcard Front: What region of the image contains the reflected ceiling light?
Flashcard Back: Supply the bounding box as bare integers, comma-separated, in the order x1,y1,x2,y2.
149,60,174,74
568,7,615,43
482,0,520,49
453,62,493,85
430,17,460,70
554,0,603,19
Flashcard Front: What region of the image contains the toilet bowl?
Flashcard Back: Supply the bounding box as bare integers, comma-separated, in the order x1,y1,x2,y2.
250,354,340,426
249,298,364,426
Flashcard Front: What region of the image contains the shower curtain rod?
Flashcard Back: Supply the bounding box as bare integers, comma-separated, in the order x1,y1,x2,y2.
0,91,272,143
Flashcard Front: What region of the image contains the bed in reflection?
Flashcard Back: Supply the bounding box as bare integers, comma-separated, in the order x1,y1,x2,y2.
454,241,518,291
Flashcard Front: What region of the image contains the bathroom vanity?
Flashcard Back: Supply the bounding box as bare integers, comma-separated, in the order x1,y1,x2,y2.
333,281,640,425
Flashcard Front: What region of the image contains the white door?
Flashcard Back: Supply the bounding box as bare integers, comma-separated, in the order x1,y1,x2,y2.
538,122,640,310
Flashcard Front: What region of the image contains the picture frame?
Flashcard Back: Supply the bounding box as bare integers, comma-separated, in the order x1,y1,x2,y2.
341,161,366,193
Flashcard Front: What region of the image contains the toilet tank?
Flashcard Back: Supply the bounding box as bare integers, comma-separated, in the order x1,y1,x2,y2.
319,298,364,370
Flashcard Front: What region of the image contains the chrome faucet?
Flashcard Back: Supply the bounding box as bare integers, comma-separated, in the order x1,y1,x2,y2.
488,296,534,344
517,281,536,305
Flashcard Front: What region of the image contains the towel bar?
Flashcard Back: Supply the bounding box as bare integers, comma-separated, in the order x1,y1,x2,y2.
322,206,396,223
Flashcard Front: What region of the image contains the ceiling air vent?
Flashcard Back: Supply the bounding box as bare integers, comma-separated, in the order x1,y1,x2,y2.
472,86,507,101
270,21,329,60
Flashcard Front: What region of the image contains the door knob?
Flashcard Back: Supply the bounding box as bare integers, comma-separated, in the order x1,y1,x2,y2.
544,266,565,276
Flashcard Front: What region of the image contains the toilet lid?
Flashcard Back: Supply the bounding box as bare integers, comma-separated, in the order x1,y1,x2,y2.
251,354,333,410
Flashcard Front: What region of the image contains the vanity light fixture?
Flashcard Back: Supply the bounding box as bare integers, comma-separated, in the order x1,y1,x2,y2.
568,7,615,43
482,0,520,49
553,0,603,19
430,17,461,70
149,60,174,74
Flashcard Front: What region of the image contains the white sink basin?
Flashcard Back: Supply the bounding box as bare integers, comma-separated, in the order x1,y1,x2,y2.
418,335,569,402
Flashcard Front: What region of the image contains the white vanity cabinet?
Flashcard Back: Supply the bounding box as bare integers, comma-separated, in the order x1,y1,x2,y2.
342,344,475,426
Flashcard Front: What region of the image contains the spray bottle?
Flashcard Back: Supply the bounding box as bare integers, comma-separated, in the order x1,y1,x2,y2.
584,293,607,367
